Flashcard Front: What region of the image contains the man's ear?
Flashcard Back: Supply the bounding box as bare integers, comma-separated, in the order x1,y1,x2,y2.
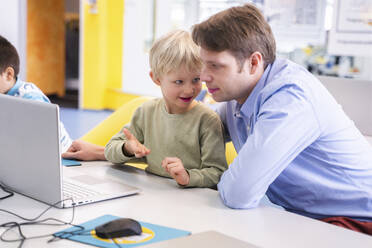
248,52,263,75
4,67,15,81
149,71,161,86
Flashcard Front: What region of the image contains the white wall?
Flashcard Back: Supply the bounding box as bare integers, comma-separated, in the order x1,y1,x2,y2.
318,76,372,136
0,0,27,80
122,0,161,97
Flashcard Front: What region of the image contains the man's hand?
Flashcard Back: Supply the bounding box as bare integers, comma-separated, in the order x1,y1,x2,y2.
123,128,150,158
161,157,190,186
62,140,106,161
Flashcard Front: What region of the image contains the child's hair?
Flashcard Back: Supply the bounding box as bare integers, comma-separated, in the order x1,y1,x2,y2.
192,3,276,69
0,35,20,76
149,30,203,79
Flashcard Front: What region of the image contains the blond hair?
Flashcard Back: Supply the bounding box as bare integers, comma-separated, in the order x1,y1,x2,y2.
149,30,203,79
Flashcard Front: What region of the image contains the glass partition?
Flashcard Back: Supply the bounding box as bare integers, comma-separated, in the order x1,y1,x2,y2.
122,0,372,97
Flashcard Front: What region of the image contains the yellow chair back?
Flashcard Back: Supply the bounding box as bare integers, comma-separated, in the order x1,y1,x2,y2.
81,96,152,146
225,141,237,165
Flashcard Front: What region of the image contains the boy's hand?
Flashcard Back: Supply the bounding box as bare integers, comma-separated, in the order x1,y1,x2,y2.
123,128,150,158
161,157,190,186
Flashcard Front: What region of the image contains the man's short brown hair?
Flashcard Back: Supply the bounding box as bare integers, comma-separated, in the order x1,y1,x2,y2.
192,3,276,69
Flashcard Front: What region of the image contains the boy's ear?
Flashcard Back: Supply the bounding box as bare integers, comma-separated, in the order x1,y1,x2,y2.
149,71,161,86
4,67,15,81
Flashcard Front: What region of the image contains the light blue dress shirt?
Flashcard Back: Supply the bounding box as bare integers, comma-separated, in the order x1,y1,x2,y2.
7,78,72,153
217,58,372,221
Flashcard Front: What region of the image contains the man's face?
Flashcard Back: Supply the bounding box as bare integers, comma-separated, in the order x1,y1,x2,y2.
200,49,257,104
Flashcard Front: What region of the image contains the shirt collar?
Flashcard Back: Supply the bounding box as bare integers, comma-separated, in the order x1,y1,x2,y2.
6,77,22,96
239,61,274,117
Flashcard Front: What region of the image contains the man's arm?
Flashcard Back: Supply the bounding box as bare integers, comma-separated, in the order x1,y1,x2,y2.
62,140,106,161
218,89,321,208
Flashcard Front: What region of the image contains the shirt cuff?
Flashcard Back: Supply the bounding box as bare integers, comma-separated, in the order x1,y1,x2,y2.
121,142,135,157
112,142,133,162
183,169,203,188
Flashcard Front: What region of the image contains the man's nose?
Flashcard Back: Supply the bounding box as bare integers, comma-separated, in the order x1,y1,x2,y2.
200,69,212,83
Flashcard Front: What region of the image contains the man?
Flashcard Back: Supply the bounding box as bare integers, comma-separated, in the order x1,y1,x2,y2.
192,3,372,234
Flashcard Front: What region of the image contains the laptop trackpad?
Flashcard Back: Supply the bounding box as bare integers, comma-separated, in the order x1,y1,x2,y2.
70,175,107,185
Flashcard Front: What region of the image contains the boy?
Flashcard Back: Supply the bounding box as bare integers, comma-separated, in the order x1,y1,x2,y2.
104,30,227,188
0,35,72,153
192,3,372,234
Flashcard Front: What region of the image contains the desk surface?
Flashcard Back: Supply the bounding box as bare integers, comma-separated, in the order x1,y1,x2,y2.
0,161,371,248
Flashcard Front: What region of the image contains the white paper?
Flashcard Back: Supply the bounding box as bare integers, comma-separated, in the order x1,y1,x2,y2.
328,0,372,57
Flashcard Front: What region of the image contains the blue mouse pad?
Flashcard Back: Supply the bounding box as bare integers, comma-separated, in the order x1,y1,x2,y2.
62,158,81,167
54,215,191,248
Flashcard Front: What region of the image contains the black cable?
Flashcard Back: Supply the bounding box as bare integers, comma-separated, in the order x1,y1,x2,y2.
0,184,124,247
0,198,70,222
0,182,14,200
105,232,122,248
0,188,87,248
0,218,86,243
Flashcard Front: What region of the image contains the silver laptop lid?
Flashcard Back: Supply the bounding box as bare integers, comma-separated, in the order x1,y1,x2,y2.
0,94,63,206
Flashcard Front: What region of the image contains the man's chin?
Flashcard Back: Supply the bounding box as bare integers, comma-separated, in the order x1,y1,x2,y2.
211,94,230,103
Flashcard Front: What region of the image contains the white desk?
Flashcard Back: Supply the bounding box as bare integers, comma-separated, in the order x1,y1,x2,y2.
365,136,372,146
0,161,371,248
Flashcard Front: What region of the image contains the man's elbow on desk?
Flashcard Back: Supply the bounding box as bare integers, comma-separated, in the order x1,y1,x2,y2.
217,181,261,209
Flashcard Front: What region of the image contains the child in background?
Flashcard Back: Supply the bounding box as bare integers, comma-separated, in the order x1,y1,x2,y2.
105,30,228,188
0,35,72,153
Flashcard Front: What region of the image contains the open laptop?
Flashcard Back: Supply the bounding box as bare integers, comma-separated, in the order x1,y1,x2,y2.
0,94,140,208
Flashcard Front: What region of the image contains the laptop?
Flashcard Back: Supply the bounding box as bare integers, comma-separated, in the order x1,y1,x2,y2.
0,94,140,208
141,231,261,248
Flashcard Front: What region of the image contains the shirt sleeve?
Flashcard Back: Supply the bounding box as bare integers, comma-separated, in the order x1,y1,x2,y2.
59,122,73,153
186,113,228,188
22,93,49,103
104,107,144,163
217,86,321,208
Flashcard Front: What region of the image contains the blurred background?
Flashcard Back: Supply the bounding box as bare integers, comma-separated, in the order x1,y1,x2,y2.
0,0,371,112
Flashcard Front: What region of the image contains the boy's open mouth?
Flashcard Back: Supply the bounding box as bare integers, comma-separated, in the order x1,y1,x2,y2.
180,97,192,102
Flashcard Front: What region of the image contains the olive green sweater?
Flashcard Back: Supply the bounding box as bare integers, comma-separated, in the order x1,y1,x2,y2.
104,98,227,188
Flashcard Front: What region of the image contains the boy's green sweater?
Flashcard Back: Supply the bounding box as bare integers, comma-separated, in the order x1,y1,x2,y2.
105,98,228,188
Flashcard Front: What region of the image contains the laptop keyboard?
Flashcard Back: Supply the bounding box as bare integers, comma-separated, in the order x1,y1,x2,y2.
63,181,102,200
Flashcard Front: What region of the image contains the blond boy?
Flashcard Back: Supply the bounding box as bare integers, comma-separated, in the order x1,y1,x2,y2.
104,30,227,188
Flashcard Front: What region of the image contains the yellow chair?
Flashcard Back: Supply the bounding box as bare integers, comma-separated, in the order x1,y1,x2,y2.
81,96,237,166
81,96,152,147
225,141,237,165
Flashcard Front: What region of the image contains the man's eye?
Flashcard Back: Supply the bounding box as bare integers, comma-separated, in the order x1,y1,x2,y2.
209,63,219,69
175,80,183,84
192,77,200,83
